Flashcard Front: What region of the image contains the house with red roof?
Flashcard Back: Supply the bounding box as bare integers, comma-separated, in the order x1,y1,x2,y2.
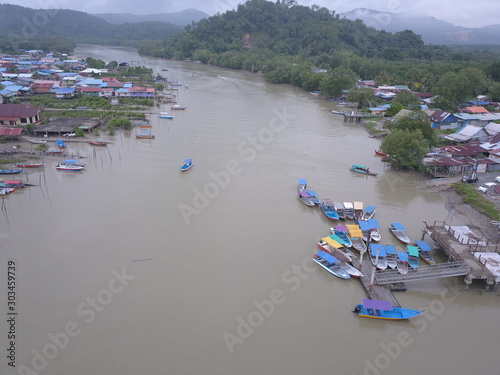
0,104,40,126
465,106,490,114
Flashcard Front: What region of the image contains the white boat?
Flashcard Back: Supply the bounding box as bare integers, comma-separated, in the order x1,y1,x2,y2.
343,202,354,220
313,251,351,279
397,252,409,275
159,112,174,119
389,222,411,244
28,138,47,144
359,219,381,242
369,244,387,270
385,245,398,269
361,205,376,221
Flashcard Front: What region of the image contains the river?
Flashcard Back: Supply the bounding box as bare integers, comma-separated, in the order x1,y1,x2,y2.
1,44,498,375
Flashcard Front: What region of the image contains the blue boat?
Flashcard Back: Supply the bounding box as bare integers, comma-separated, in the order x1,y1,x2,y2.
361,205,376,220
331,225,353,248
320,199,340,221
389,222,411,244
56,139,67,148
312,251,351,279
369,244,387,270
297,178,307,193
353,299,424,320
415,240,436,265
159,112,174,119
350,164,378,176
0,169,23,174
359,219,381,242
406,245,420,270
307,190,320,205
180,158,193,171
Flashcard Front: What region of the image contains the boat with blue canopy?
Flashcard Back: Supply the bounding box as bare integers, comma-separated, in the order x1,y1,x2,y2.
307,190,320,205
397,252,409,274
389,222,411,244
312,251,351,279
298,190,315,207
56,139,67,148
350,164,378,176
180,159,193,171
331,225,353,248
353,299,424,320
367,219,381,241
385,245,397,269
297,178,307,193
369,244,387,270
320,199,340,220
361,205,376,221
415,240,436,265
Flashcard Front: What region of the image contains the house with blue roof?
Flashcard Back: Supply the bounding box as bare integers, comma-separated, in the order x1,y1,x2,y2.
425,109,458,129
55,87,76,99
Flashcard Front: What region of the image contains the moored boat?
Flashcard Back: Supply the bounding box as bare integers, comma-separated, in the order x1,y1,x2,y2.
313,251,351,279
320,199,340,220
15,162,43,168
397,252,409,275
307,190,320,205
415,240,436,265
56,163,84,171
317,236,353,262
407,245,420,270
353,201,363,222
0,169,23,174
367,219,381,241
159,112,174,119
171,105,186,110
350,164,378,176
343,202,354,220
88,139,108,146
330,225,353,248
333,202,346,220
297,178,307,193
374,150,387,157
353,299,424,320
298,190,315,207
346,224,367,253
361,205,376,221
56,139,67,149
369,244,387,270
385,245,398,269
389,222,411,244
180,158,194,171
28,138,47,144
136,132,155,139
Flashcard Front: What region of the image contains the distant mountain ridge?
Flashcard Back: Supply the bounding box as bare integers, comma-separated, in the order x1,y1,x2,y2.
93,9,209,26
340,8,500,45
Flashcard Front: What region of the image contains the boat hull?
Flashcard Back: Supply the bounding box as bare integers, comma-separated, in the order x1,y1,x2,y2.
354,305,423,320
312,258,351,279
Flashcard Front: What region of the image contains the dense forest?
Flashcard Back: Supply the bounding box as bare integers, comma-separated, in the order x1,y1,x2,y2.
0,4,183,53
137,0,500,108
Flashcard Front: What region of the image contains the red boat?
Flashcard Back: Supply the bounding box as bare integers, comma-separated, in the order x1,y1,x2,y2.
88,140,108,146
374,150,387,157
15,163,43,168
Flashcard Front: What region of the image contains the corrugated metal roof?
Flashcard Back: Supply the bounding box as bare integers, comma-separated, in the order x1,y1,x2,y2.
0,104,40,118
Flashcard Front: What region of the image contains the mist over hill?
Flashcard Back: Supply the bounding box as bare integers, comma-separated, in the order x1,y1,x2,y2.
93,9,208,26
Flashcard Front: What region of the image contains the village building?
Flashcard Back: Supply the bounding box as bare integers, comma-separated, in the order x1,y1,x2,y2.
0,104,40,126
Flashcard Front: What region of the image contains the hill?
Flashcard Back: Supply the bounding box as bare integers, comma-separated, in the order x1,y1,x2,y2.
340,8,500,45
93,9,208,26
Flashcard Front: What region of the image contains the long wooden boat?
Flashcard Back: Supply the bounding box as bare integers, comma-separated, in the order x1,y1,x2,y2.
353,299,424,320
44,149,65,155
350,164,378,176
330,225,353,248
88,140,108,146
345,224,366,252
343,202,354,220
313,251,351,279
333,202,346,220
28,138,47,144
397,252,409,275
385,245,398,269
369,244,387,270
56,164,84,171
159,112,174,119
180,158,194,171
389,222,411,244
353,201,363,222
320,199,339,220
415,240,436,265
15,163,43,168
136,132,155,139
361,205,376,221
0,169,23,174
406,245,420,270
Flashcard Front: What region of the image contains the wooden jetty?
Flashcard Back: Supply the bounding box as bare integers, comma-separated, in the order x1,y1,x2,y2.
423,221,500,291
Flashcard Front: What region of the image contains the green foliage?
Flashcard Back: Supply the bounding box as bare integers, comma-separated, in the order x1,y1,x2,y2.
75,128,85,138
107,123,116,135
393,111,437,146
392,91,421,109
36,143,48,151
346,88,376,108
318,67,358,98
25,124,34,135
385,103,404,117
381,129,429,169
108,117,131,130
452,182,500,221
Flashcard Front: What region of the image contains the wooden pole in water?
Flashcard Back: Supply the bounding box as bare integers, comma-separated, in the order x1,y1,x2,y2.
369,246,379,292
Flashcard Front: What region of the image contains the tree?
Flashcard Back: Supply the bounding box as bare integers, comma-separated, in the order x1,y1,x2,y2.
394,111,436,146
318,67,357,98
392,91,421,110
385,102,404,117
380,129,429,169
346,88,375,108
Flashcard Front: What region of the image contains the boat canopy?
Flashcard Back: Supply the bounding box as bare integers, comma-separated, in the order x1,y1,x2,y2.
183,159,193,163
329,248,350,263
316,251,338,265
328,234,346,245
359,220,371,231
370,244,386,257
299,191,311,198
298,178,307,185
346,224,363,237
391,222,406,231
63,159,78,164
363,299,393,311
415,240,432,252
343,202,353,209
353,201,363,210
385,245,397,254
322,198,334,206
407,246,419,257
334,225,348,233
308,190,318,197
367,219,380,229
352,164,368,169
333,202,344,209
364,205,376,214
322,237,342,248
398,252,409,261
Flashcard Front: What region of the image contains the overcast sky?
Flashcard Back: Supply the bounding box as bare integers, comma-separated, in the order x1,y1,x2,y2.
4,0,499,28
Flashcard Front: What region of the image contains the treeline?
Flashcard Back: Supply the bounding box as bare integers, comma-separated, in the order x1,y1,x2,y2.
137,0,500,108
0,4,183,52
